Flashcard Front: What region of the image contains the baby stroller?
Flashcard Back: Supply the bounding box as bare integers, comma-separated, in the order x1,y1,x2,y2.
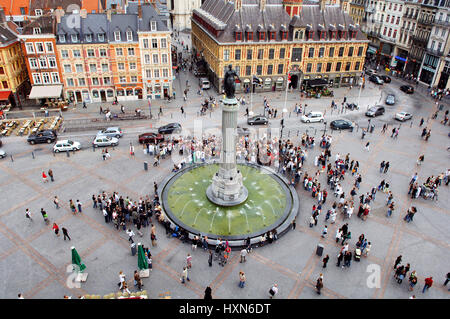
218,247,231,267
354,248,361,262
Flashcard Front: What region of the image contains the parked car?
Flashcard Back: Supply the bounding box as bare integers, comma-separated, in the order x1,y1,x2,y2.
93,136,119,147
0,149,5,158
301,111,324,123
369,75,384,85
365,69,377,76
53,140,81,153
138,132,164,144
381,75,391,83
199,77,210,89
385,94,396,105
395,111,413,122
247,115,268,125
346,103,359,110
400,85,414,94
27,130,57,145
158,123,182,134
366,105,385,117
330,119,354,130
97,127,123,138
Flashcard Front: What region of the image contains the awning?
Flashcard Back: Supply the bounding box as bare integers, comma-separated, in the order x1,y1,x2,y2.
0,90,12,101
307,79,328,87
29,85,63,99
367,46,377,54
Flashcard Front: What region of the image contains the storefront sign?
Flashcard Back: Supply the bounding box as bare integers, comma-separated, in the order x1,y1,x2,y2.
395,56,407,62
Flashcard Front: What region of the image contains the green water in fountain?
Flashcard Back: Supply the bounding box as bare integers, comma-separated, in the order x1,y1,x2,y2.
166,164,288,236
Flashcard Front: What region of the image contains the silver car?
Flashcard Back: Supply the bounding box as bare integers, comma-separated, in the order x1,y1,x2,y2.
385,94,395,105
93,136,119,147
0,149,6,159
97,127,123,138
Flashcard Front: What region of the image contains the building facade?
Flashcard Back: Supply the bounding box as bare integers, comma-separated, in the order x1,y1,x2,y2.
167,0,201,31
191,0,368,94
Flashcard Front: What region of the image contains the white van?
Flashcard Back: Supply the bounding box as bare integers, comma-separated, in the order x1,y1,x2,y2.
199,78,210,89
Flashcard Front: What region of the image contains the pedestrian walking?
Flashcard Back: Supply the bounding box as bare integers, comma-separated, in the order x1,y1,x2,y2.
409,271,418,291
69,199,77,214
315,276,323,295
48,169,54,182
40,208,49,224
321,225,328,238
394,255,402,270
62,227,71,241
240,248,247,263
151,224,157,246
42,171,48,183
208,250,213,267
126,228,135,243
422,276,433,293
379,161,385,173
52,223,60,237
384,162,390,173
53,196,59,209
364,141,370,151
181,266,190,284
76,200,82,213
134,270,143,291
25,208,33,222
238,271,246,288
269,284,278,299
322,255,329,268
186,253,192,269
444,272,450,286
364,242,371,257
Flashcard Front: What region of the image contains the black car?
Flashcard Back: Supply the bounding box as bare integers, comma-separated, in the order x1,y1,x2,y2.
330,119,354,130
247,115,268,125
365,106,385,117
369,75,383,85
158,123,182,134
27,130,57,145
400,85,414,94
381,75,391,83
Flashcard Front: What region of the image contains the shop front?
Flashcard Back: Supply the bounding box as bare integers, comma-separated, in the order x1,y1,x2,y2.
419,54,439,86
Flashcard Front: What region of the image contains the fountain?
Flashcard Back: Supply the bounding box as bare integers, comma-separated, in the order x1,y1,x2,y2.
159,65,299,246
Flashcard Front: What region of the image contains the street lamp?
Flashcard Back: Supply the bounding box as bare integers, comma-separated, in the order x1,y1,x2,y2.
357,76,363,110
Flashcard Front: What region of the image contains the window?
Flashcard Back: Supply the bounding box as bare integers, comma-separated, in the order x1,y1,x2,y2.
78,78,86,86
130,62,136,70
247,49,252,60
161,38,167,48
247,32,253,41
393,30,397,39
131,76,137,82
154,69,160,78
245,65,252,76
335,62,341,71
269,32,276,40
128,48,135,56
329,47,334,57
308,47,314,58
89,64,97,73
267,65,273,75
316,63,322,73
292,48,302,62
277,64,284,74
20,7,26,15
268,48,275,59
51,73,60,83
75,64,83,73
92,78,99,85
99,49,107,57
61,50,69,58
127,31,133,41
357,47,363,56
258,49,264,60
33,28,41,34
337,47,344,57
67,78,74,86
29,58,38,69
235,66,240,76
146,69,152,78
35,42,44,53
152,39,158,48
64,64,72,73
355,62,360,71
144,54,150,64
86,34,92,42
224,49,230,61
162,54,168,64
236,32,242,41
396,17,400,25
87,49,95,57
326,62,332,72
102,64,109,72
143,39,149,49
319,47,324,58
45,42,54,53
59,35,66,43
235,49,241,60
118,63,125,71
151,21,157,31
256,65,263,75
71,34,78,43
163,69,169,77
98,33,105,42
306,63,312,72
73,49,81,58
348,47,354,57
116,48,123,56
32,73,42,84
35,9,43,16
103,77,111,85
153,54,159,64
345,62,351,71
114,31,121,41
259,32,265,41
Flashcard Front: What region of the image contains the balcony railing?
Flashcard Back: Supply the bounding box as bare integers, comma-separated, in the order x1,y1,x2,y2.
434,19,450,27
411,35,429,45
418,17,435,25
426,47,444,57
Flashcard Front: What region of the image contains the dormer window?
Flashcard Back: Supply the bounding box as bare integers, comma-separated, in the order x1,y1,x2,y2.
320,31,326,40
33,28,41,34
259,32,265,41
127,31,133,41
98,33,105,42
114,31,121,41
269,32,276,40
281,31,288,40
247,32,253,41
342,31,347,39
71,34,78,42
59,35,66,43
350,31,357,39
307,31,314,40
86,34,92,42
235,32,242,41
151,21,157,31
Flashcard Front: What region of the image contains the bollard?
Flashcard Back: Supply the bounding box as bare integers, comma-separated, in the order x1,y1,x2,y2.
32,151,35,159
297,130,299,137
171,113,173,119
410,121,413,128
66,150,70,157
144,161,148,171
184,112,186,118
10,155,13,162
93,144,95,152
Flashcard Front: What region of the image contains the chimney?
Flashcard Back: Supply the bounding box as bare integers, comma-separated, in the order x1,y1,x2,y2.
107,9,112,21
138,3,143,19
320,0,326,11
80,9,87,18
53,8,65,24
260,0,266,11
0,8,6,26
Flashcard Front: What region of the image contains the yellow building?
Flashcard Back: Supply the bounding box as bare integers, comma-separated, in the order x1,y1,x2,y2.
0,22,29,107
191,0,368,93
349,0,365,25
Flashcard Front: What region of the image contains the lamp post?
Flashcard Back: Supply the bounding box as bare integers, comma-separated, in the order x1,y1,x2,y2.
357,76,363,110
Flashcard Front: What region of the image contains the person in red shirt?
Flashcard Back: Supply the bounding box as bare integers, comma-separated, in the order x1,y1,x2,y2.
422,276,433,293
52,223,60,237
42,171,48,183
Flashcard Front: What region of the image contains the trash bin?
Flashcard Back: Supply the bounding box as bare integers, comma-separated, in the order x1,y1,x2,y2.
131,243,136,256
144,161,148,171
370,124,375,133
316,244,324,256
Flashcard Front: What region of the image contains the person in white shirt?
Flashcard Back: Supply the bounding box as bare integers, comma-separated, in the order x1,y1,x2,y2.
269,284,278,298
126,229,135,243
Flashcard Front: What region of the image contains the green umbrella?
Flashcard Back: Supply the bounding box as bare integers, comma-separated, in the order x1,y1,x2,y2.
71,246,86,273
137,243,148,270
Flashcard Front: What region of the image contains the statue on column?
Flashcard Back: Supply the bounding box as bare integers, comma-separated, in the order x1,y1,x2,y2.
224,64,240,99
